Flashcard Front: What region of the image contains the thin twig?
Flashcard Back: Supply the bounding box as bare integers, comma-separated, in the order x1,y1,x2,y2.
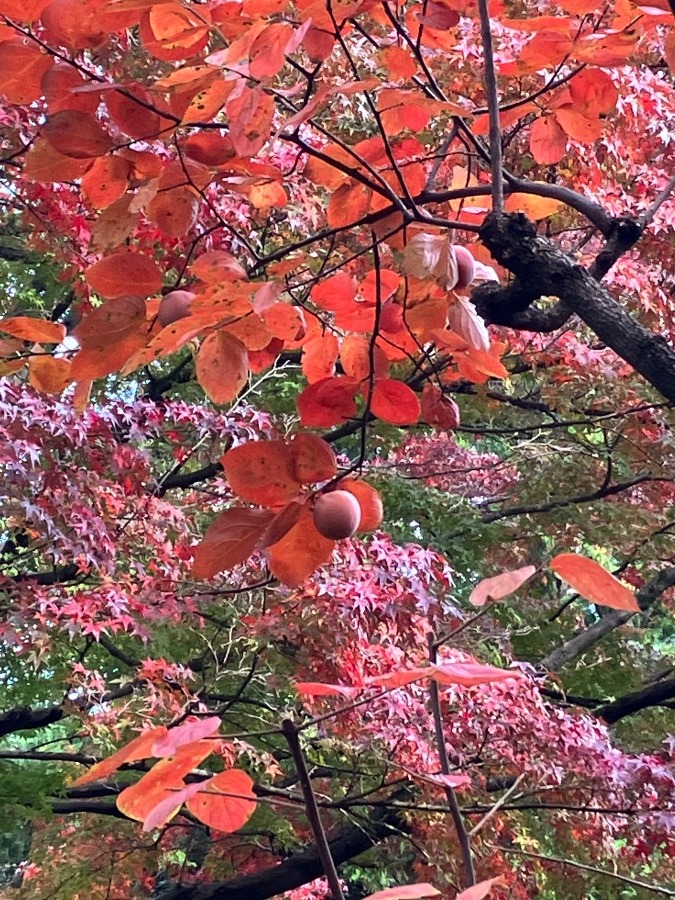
427,635,476,888
476,0,503,212
281,719,345,900
490,844,675,896
639,172,675,229
468,773,526,837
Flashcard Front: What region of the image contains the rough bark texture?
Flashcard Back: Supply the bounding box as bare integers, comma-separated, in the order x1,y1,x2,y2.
472,213,675,402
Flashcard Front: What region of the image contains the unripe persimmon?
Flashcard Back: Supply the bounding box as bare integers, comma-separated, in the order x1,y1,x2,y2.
158,290,195,327
312,490,361,540
453,245,476,290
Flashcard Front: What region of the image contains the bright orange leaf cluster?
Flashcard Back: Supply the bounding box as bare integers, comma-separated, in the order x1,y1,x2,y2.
192,434,384,585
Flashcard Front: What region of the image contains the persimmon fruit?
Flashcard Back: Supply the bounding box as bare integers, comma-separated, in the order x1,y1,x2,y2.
312,490,361,539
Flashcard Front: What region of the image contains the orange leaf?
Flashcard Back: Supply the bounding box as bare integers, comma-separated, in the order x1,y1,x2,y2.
105,85,163,139
340,479,383,531
28,356,71,394
340,335,389,383
190,250,247,283
288,433,337,484
262,303,306,341
227,84,274,157
469,565,537,607
371,379,421,425
456,348,508,382
295,681,358,697
24,138,93,183
549,553,639,611
42,110,113,159
302,333,340,383
360,268,400,305
81,155,130,209
327,180,373,228
147,186,199,238
192,506,275,579
221,441,301,507
195,331,249,405
569,68,618,115
430,661,521,687
363,885,440,900
554,106,604,143
42,63,99,115
85,251,163,299
297,376,359,427
367,668,428,688
249,22,294,78
311,272,357,312
530,115,567,165
72,726,168,787
265,503,335,586
456,877,506,900
0,39,53,104
0,317,65,343
185,769,256,832
117,741,213,822
504,191,563,220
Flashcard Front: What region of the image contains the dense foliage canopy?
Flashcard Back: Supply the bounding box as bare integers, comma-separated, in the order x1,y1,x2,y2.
0,0,674,897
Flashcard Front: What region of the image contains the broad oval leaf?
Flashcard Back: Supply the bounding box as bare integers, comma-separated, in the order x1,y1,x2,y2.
192,506,275,580
469,565,537,607
42,110,113,159
265,503,335,586
456,877,506,900
297,376,359,427
371,379,421,426
221,441,301,507
340,479,384,532
185,768,257,832
288,433,337,484
117,741,213,822
549,553,639,612
195,331,249,405
85,251,163,299
0,317,65,344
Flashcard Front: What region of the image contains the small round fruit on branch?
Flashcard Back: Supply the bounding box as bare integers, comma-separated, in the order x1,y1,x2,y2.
157,290,195,327
312,490,361,540
453,245,476,290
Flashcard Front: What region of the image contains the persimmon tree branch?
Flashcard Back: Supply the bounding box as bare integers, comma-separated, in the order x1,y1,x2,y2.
427,636,476,888
476,0,503,212
540,566,675,672
161,799,408,900
281,718,345,900
473,212,675,403
594,677,675,724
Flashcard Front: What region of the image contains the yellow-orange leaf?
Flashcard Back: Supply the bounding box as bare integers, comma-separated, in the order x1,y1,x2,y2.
185,769,257,832
0,317,65,343
195,331,249,405
549,553,639,612
72,726,168,787
266,504,335,586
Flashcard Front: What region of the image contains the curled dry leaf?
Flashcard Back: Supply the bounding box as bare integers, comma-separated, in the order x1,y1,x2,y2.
469,565,537,607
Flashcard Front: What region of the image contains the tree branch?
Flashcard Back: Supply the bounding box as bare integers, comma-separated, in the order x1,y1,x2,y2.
162,800,408,900
539,566,675,672
595,677,675,724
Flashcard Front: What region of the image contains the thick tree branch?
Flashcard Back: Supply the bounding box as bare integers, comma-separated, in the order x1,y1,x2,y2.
595,677,675,724
162,801,408,900
540,566,675,672
473,213,675,402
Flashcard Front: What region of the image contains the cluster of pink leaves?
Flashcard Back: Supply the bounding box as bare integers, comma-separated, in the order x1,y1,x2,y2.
0,382,272,651
387,433,521,503
245,538,675,870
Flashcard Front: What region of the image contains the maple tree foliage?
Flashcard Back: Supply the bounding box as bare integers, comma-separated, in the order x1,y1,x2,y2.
0,0,674,896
